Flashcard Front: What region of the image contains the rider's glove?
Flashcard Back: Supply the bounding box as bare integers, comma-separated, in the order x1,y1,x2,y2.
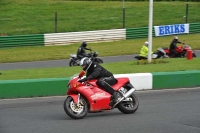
78,77,88,83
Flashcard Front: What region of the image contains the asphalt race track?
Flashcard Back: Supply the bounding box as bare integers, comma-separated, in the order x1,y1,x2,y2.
0,88,200,133
0,50,200,70
0,51,200,133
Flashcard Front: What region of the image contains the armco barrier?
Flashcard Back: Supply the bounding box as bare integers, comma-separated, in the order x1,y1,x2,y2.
152,70,200,89
0,22,199,48
44,29,126,46
0,78,70,99
0,34,44,48
0,71,200,99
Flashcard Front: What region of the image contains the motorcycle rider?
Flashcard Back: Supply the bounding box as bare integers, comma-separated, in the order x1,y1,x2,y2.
78,57,120,106
77,42,92,60
169,36,184,57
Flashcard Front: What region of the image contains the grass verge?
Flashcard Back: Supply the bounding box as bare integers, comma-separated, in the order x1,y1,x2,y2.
0,1,200,35
0,58,200,80
0,33,200,63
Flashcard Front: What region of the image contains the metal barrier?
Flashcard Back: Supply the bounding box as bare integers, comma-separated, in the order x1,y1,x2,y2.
190,23,200,34
44,29,126,46
0,23,200,48
126,22,200,39
0,34,44,48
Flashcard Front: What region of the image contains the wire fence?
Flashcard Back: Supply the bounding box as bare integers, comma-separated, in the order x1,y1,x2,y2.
0,2,200,36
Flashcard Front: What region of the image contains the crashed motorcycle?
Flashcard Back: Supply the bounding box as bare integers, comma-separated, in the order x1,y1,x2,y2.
134,49,168,60
151,47,169,59
135,43,196,60
69,51,103,66
63,70,139,119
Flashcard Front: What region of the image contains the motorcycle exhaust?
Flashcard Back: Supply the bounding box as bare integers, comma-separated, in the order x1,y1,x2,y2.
124,88,136,98
113,88,136,108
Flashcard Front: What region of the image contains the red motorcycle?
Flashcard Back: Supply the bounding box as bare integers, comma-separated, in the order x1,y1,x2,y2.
162,44,196,58
63,70,139,119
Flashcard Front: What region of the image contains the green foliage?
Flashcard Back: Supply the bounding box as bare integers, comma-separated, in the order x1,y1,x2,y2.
0,1,200,35
1,58,200,80
0,33,199,63
135,58,169,65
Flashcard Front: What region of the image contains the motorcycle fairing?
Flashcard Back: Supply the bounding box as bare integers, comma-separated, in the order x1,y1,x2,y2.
67,94,79,103
68,85,111,111
67,77,131,112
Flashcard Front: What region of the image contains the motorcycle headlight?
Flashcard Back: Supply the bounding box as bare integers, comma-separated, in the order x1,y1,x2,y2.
67,83,78,91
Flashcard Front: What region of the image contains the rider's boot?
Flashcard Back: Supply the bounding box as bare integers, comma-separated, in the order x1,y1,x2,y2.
109,91,120,107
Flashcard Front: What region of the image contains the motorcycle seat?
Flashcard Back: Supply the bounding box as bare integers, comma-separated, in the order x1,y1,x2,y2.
87,78,129,91
112,78,129,91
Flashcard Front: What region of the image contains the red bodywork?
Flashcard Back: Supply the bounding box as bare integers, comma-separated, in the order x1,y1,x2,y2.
163,45,193,57
67,73,129,112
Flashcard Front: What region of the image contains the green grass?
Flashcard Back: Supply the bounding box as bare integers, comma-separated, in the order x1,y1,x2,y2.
0,1,200,35
1,58,200,80
0,1,200,80
0,33,199,63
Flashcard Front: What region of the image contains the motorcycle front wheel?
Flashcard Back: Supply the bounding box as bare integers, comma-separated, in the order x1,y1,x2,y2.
63,96,88,119
69,60,79,66
117,94,139,114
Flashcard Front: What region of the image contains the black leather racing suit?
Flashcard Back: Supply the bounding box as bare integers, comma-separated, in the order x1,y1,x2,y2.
85,62,117,95
169,40,181,57
76,46,91,60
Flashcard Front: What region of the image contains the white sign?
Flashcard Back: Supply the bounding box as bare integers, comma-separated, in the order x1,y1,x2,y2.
154,24,189,37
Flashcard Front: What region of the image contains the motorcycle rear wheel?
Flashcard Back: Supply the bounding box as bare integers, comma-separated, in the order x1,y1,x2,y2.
63,96,88,119
117,94,139,114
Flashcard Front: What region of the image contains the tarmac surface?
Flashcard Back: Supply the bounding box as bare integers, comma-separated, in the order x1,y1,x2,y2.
0,87,200,133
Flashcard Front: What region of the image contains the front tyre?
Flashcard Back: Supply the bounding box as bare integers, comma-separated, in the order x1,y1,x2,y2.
117,94,139,114
63,96,88,119
69,60,79,66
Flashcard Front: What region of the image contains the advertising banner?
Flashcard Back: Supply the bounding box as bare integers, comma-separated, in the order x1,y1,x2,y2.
154,24,189,37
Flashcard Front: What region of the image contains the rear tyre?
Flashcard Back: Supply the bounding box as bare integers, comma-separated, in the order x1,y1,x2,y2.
63,96,88,119
117,94,139,114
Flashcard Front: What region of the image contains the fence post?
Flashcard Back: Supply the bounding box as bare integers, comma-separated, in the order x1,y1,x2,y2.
185,4,188,23
55,12,58,33
122,0,125,28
